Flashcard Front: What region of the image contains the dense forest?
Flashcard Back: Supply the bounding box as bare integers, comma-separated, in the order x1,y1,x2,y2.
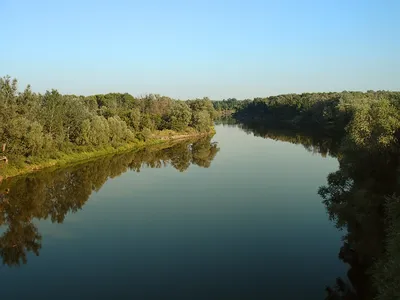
233,91,400,142
0,136,219,267
220,92,400,300
0,76,216,177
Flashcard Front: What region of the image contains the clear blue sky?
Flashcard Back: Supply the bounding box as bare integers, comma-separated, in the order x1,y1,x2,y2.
1,0,399,99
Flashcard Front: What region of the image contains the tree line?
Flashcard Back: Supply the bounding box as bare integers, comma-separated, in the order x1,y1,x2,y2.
211,98,251,118
0,76,216,174
212,98,250,111
232,91,400,147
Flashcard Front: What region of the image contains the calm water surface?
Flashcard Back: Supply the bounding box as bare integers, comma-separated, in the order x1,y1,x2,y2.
0,124,346,299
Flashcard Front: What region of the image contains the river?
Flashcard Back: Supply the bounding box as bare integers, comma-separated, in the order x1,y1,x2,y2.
0,123,348,300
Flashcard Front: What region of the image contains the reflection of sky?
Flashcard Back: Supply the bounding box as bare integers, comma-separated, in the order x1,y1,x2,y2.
2,124,345,300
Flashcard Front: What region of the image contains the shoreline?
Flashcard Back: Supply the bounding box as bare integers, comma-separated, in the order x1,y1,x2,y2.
0,130,214,181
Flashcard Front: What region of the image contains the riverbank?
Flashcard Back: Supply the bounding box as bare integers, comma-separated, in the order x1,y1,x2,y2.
0,128,215,180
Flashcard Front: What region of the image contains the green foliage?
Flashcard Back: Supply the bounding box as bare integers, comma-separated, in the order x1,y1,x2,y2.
212,98,250,112
346,99,400,150
0,76,215,175
121,108,141,131
164,101,192,131
62,96,90,143
191,110,213,132
141,128,151,141
39,89,66,143
188,97,215,118
87,116,110,146
78,119,91,146
25,121,45,156
140,114,156,131
107,116,135,147
234,91,399,135
232,91,400,151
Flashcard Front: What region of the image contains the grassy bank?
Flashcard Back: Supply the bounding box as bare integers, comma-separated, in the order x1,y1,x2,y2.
0,128,214,180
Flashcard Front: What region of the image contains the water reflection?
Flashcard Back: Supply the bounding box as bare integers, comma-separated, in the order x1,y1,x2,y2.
0,136,219,267
233,120,399,300
214,117,238,127
319,146,400,300
235,120,341,158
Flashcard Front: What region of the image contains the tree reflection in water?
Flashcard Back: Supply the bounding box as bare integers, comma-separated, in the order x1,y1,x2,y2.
0,136,219,267
236,121,400,300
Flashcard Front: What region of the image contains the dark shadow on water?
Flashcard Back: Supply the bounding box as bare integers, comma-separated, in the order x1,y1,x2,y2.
234,120,342,158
